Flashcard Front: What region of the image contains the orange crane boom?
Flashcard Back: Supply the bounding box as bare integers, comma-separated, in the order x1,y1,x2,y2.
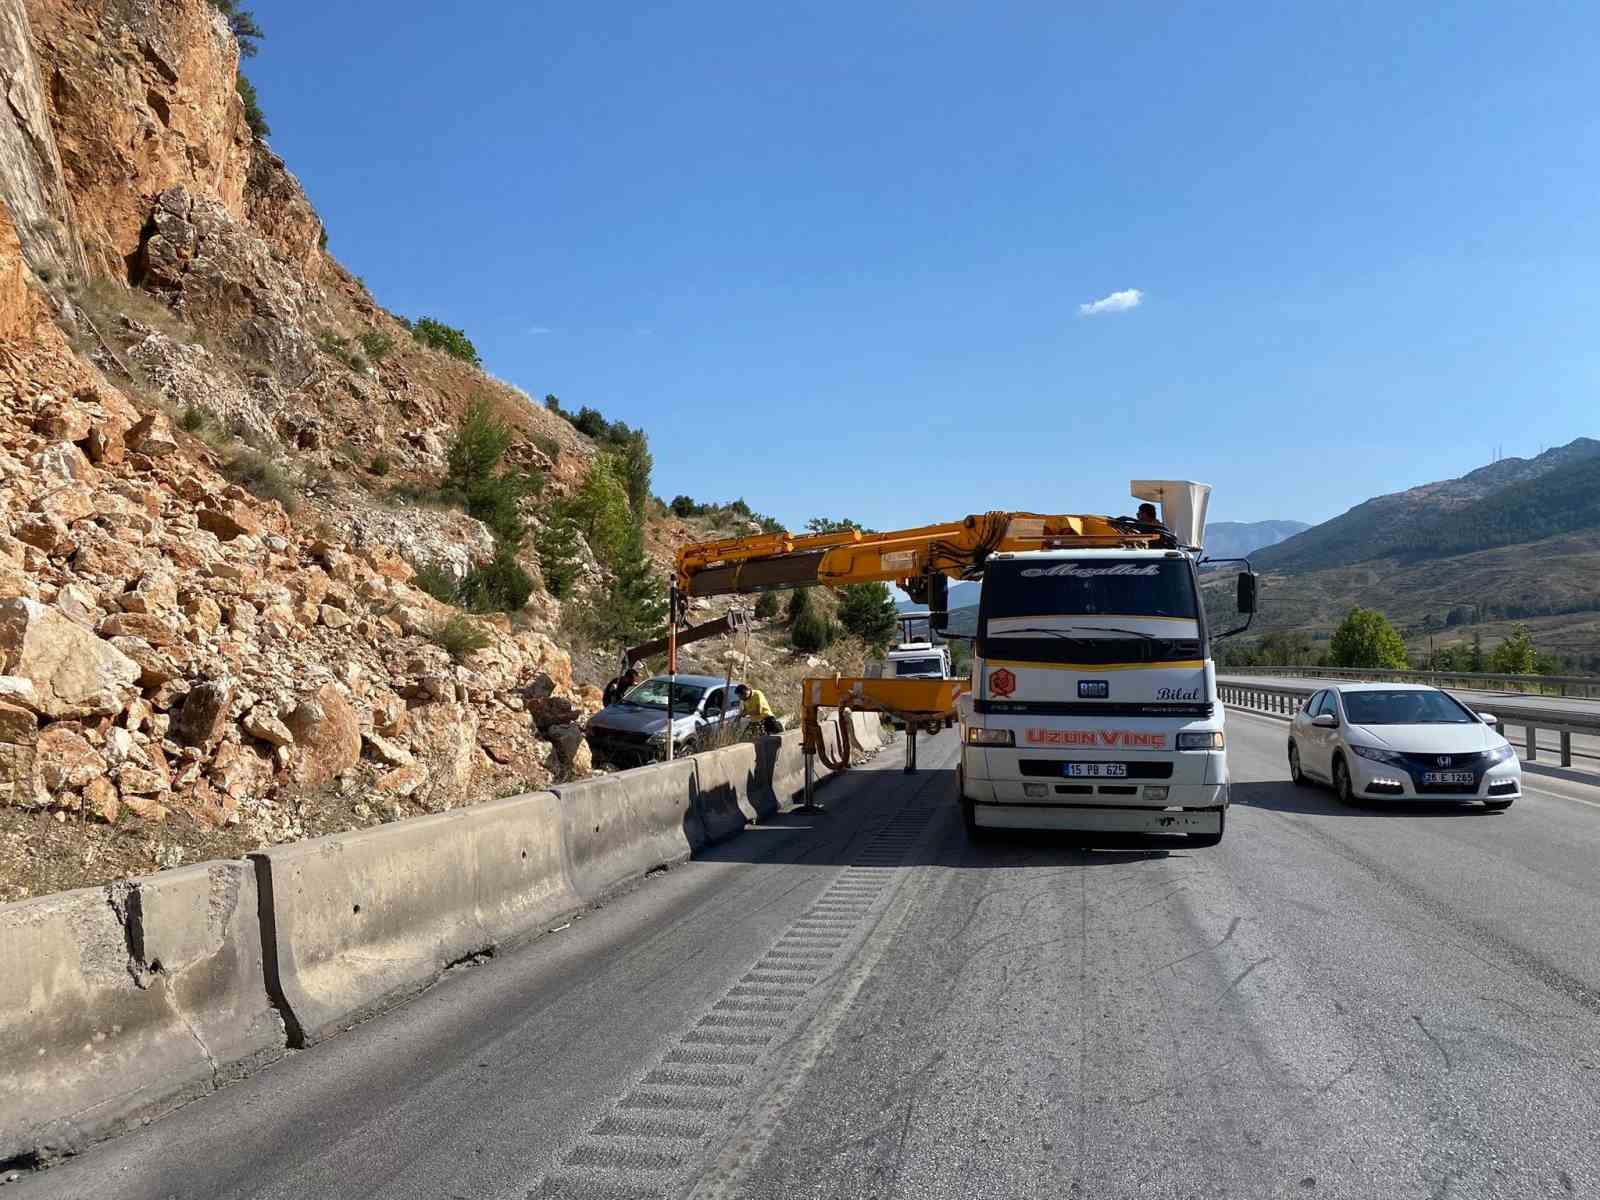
675,511,1173,599
671,510,1174,788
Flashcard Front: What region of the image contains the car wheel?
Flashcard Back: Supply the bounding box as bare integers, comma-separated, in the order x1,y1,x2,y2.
1288,742,1306,787
1332,756,1358,806
1483,798,1514,812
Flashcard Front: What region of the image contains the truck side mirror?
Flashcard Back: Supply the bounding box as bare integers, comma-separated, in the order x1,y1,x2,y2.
1236,571,1259,615
928,574,949,634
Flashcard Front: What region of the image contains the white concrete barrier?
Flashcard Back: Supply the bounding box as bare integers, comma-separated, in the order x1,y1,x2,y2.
0,861,284,1162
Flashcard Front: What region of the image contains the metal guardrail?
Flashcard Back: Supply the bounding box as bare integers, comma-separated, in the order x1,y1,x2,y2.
1217,679,1600,771
1239,665,1600,700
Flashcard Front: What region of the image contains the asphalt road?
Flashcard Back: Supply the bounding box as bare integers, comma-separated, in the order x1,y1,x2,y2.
15,717,1600,1200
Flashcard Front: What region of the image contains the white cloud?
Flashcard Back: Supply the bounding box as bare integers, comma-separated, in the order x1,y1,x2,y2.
1078,288,1143,316
527,325,552,335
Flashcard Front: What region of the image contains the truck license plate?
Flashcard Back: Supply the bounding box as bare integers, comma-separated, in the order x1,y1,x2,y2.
1422,771,1475,785
1064,763,1127,778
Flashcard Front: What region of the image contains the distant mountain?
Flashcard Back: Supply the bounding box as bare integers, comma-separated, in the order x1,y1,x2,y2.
1254,438,1600,574
1222,436,1600,655
1203,520,1309,559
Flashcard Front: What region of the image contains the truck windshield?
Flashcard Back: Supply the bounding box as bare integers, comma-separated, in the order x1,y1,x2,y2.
622,679,709,711
978,558,1203,663
983,559,1199,621
894,657,944,676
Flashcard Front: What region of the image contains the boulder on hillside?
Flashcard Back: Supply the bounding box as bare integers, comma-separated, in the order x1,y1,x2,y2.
0,597,139,719
285,682,361,788
173,681,235,750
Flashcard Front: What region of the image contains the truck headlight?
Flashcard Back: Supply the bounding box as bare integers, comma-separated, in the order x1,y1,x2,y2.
964,727,1014,747
1177,731,1224,751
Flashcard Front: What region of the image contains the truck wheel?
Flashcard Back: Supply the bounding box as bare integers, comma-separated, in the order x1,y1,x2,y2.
1184,810,1225,849
961,797,993,842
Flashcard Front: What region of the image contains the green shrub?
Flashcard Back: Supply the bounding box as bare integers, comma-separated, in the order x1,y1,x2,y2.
235,75,269,139
446,398,513,491
577,521,665,646
179,405,211,433
224,449,299,512
413,560,460,605
791,609,836,653
534,509,582,599
456,544,535,613
369,455,391,477
754,590,781,620
565,454,632,567
410,317,480,365
534,433,562,462
838,582,898,650
209,0,263,54
444,398,540,544
787,587,813,624
670,495,699,518
359,330,395,363
429,614,490,663
316,328,367,372
1328,607,1408,669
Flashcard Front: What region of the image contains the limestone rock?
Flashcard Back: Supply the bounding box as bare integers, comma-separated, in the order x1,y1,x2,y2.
242,704,293,748
375,764,426,796
127,412,178,457
36,725,106,792
363,732,412,767
84,777,119,823
98,611,177,646
0,701,42,807
285,683,361,788
407,701,483,809
0,598,139,719
173,681,234,750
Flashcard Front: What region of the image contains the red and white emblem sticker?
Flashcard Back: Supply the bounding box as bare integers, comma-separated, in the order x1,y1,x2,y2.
988,667,1017,697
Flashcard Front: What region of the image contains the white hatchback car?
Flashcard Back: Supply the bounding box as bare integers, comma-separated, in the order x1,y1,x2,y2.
1288,683,1520,809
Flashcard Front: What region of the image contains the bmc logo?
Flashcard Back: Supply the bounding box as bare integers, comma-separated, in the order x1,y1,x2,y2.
1025,729,1170,750
988,668,1017,697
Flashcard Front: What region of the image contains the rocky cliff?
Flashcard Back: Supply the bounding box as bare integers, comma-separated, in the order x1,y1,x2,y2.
0,0,607,899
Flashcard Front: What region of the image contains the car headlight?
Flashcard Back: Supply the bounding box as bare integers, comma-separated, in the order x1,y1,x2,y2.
1177,731,1224,751
1351,745,1405,765
965,727,1014,746
1486,745,1516,765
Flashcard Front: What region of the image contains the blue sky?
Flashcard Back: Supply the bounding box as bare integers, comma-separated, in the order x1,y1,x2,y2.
250,1,1599,531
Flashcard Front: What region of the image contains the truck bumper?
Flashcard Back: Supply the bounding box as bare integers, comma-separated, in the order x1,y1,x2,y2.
969,801,1225,835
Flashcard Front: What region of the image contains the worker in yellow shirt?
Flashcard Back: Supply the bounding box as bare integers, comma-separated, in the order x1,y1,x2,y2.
736,683,782,735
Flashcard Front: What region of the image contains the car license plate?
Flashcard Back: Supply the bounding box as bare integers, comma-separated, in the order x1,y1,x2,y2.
1422,770,1475,785
1064,763,1127,778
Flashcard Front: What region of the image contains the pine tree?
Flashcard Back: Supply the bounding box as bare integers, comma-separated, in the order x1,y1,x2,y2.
838,582,899,650
592,520,665,645
534,509,582,599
